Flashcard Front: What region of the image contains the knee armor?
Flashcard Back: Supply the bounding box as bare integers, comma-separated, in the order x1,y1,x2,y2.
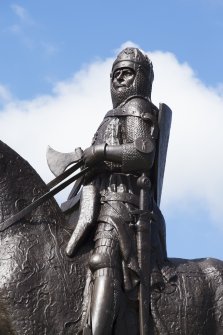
89,253,113,272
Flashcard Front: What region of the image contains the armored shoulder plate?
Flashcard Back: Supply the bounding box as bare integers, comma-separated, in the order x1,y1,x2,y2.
105,97,158,125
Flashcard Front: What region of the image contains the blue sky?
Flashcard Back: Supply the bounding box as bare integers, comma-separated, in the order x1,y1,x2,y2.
1,0,223,98
1,0,223,260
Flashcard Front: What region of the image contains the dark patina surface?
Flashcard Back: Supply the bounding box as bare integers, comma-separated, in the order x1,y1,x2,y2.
0,48,222,335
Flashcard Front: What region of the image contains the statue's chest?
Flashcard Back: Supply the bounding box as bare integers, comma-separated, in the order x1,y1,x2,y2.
92,116,138,145
103,117,121,145
92,117,120,145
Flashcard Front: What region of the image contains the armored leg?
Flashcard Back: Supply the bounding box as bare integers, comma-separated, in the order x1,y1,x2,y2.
90,274,121,335
88,222,122,335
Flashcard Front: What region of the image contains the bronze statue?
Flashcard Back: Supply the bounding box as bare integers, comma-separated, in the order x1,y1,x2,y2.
64,47,169,334
63,48,166,334
0,47,223,335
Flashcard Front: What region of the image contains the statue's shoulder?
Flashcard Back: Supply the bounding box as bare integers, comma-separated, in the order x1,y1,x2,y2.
123,97,158,117
104,97,158,120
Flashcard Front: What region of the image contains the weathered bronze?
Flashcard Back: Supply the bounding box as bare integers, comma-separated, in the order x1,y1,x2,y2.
0,47,223,335
63,48,173,334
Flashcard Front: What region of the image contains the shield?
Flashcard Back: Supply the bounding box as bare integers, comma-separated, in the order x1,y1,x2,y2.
153,103,172,207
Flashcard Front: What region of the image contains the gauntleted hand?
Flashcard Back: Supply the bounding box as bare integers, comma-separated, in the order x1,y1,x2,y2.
83,144,106,166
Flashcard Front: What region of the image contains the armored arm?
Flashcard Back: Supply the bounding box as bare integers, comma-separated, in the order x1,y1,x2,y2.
84,109,158,173
105,135,156,172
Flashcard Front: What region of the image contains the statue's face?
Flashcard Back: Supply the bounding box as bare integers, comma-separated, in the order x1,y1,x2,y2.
112,67,135,91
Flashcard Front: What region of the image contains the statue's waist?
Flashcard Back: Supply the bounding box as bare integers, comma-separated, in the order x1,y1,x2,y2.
100,191,139,207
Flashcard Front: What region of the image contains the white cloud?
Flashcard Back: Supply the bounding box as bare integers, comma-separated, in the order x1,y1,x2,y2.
8,5,57,56
0,84,12,103
7,5,35,49
11,4,33,24
11,4,26,20
40,42,58,56
0,58,112,200
7,24,21,34
0,47,223,227
150,51,223,224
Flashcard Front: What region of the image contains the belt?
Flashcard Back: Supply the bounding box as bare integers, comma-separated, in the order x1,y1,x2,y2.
100,192,139,207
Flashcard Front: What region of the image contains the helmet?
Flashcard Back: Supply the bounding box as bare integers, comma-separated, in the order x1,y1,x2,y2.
110,47,154,108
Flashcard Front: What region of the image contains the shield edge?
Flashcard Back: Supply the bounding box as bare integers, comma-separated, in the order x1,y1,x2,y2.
152,103,172,207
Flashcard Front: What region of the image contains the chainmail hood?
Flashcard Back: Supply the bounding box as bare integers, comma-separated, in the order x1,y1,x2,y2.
110,47,154,108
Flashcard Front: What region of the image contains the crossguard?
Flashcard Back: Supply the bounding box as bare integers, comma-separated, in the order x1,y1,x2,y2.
46,146,83,177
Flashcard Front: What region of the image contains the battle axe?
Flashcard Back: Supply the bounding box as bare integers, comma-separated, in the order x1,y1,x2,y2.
0,147,88,232
46,145,83,177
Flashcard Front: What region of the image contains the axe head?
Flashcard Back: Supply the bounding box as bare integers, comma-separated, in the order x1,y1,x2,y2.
46,146,83,177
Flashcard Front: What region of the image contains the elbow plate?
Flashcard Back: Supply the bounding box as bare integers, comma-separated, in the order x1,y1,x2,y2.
122,137,155,172
134,137,154,154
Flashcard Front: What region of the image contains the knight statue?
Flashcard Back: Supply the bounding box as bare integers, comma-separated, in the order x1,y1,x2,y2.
64,47,171,334
1,47,222,335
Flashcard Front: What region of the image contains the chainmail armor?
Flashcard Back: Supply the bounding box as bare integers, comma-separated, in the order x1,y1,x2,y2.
92,97,158,173
110,48,154,108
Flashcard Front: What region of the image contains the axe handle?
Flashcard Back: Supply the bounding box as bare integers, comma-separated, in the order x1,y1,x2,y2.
0,165,90,232
47,159,84,189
